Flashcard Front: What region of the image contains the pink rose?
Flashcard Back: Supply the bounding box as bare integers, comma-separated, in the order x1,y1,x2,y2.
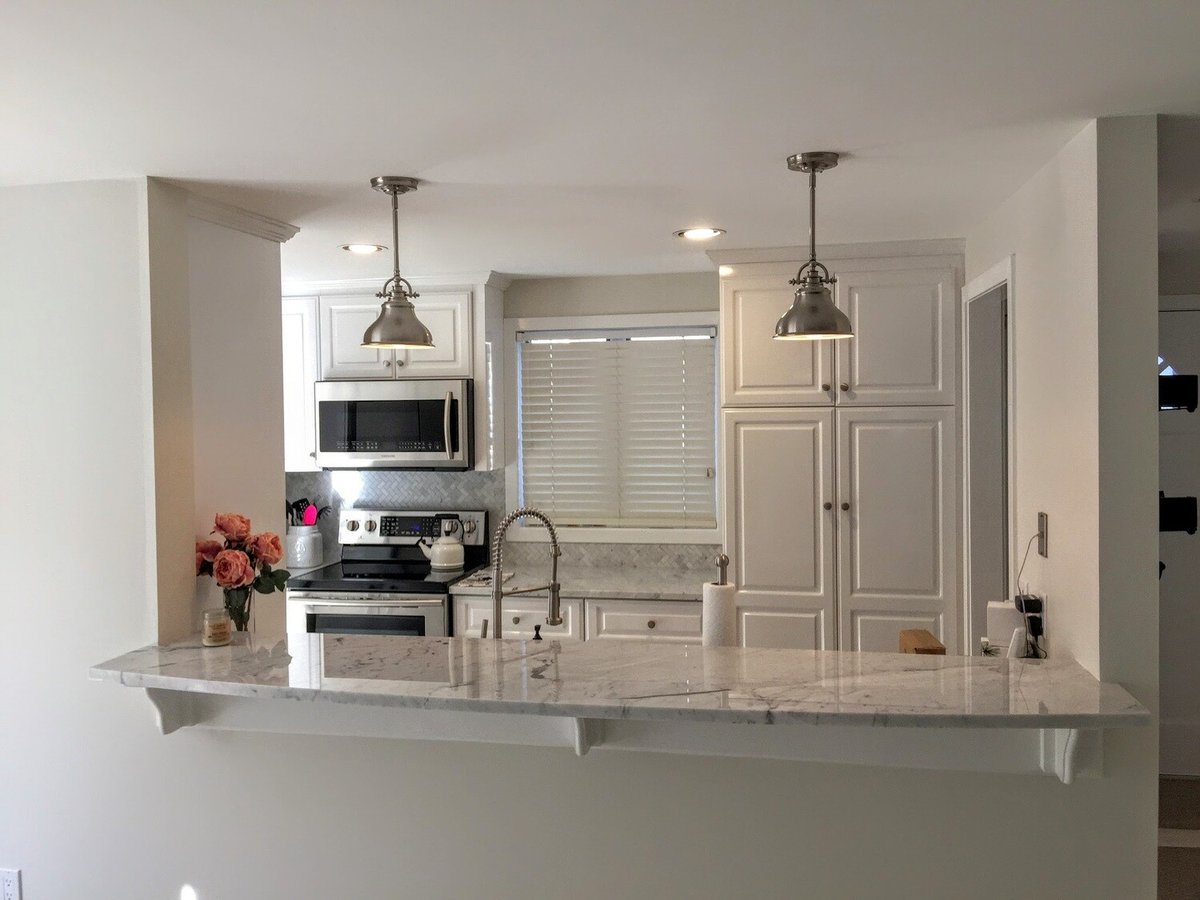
195,550,204,576
197,539,223,562
213,513,252,542
212,549,255,589
249,532,283,566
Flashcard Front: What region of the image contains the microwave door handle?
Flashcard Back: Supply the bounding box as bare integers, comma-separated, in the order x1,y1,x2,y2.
443,391,453,460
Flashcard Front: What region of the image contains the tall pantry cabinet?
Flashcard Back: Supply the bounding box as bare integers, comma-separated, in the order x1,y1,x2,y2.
718,251,962,653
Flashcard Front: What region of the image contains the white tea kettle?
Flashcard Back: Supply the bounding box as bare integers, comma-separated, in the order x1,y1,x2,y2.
419,519,465,570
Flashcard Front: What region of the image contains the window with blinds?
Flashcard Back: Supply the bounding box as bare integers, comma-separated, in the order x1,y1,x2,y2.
517,325,718,529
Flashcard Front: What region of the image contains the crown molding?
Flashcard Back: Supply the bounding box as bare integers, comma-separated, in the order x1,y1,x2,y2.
283,271,512,296
186,194,300,244
707,238,964,267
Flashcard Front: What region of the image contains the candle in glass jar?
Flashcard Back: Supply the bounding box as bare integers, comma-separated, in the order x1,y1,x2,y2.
202,608,232,646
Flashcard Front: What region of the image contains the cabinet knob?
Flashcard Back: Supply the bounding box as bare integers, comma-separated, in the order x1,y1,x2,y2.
821,383,831,392
383,360,392,368
841,502,851,511
823,501,833,510
840,383,850,392
512,616,520,625
396,359,405,367
647,620,656,629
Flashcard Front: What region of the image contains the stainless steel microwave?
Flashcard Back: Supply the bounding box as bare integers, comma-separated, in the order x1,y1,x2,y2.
314,379,473,470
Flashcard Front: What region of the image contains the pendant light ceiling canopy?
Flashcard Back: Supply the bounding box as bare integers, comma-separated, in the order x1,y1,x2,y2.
773,152,854,342
361,176,435,350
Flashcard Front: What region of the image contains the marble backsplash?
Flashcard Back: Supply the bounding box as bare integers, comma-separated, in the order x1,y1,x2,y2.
285,470,720,572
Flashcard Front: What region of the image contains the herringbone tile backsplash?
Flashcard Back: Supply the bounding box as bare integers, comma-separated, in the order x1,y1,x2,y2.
286,471,719,570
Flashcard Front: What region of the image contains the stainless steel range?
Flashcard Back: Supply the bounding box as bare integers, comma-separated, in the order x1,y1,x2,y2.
285,508,488,637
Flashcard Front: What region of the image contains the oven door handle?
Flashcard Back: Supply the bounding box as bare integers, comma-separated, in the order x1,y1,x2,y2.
443,390,454,460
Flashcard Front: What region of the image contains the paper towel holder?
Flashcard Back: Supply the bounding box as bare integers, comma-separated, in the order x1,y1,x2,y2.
716,553,729,585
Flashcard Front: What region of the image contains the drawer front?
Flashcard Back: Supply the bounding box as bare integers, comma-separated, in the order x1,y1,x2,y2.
453,596,581,640
585,599,702,642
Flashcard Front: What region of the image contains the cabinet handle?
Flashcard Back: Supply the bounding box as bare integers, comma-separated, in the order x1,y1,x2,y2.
647,620,656,629
823,501,833,510
512,616,520,625
821,383,831,392
839,383,849,392
383,360,392,368
841,502,851,511
395,359,405,367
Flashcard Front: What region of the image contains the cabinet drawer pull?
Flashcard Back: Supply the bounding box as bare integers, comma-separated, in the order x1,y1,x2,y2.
512,616,520,625
821,383,831,392
839,382,849,392
647,620,656,629
841,502,851,511
823,501,833,510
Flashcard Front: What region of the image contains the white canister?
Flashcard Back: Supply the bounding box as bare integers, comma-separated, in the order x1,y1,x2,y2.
285,525,323,570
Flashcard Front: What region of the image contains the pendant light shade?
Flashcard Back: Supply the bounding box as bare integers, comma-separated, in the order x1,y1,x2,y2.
362,176,435,350
773,152,854,342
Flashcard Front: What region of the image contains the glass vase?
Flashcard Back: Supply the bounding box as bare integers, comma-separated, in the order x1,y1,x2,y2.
222,586,256,634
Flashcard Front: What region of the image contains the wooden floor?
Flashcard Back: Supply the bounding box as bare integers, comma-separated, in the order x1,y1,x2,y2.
1161,777,1200,899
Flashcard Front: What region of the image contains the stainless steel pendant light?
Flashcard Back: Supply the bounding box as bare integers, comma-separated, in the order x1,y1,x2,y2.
773,152,853,341
361,176,434,350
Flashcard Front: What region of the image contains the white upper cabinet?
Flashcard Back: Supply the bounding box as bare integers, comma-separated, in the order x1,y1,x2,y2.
718,257,959,409
835,406,958,653
396,291,472,377
833,266,957,406
721,406,836,650
720,273,834,407
318,294,396,379
281,296,319,472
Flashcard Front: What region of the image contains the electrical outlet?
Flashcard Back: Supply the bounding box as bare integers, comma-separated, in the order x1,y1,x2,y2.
1037,512,1049,558
1,868,21,900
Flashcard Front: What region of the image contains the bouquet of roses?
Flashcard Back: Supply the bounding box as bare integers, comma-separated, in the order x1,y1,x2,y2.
196,513,290,631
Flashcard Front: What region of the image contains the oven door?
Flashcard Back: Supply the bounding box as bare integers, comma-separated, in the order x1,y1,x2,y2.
288,593,448,637
314,379,472,470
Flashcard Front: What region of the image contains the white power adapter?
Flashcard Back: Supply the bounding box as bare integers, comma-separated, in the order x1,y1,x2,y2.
1007,627,1028,659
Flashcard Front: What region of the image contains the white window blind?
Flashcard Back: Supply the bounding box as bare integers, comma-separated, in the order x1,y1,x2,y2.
517,325,717,529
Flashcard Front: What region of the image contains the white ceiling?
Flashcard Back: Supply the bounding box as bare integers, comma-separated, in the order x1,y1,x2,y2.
5,1,1200,284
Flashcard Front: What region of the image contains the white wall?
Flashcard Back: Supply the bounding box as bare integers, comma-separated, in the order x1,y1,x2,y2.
187,216,288,637
966,117,1159,891
505,271,717,318
2,168,1159,899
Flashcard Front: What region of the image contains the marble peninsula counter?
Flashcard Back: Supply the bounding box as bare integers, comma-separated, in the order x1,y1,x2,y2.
93,634,1148,784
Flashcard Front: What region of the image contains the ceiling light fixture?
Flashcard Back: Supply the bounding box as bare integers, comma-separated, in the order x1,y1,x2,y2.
773,152,853,341
361,176,434,350
340,243,387,254
674,227,726,241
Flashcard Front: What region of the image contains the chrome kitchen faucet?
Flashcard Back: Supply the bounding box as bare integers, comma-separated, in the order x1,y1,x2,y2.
483,508,562,639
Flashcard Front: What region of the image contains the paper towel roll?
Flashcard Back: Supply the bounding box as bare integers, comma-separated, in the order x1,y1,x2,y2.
702,582,737,647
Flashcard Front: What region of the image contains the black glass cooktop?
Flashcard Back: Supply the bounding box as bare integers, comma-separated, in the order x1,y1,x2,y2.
287,560,488,594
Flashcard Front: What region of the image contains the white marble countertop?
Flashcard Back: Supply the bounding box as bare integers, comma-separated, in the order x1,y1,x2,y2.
92,634,1150,730
450,566,711,601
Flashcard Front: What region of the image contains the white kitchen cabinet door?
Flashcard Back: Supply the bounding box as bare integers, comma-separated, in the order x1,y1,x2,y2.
721,407,836,649
281,296,319,472
453,595,582,640
584,599,702,642
833,267,957,406
397,291,472,377
720,273,834,407
836,406,958,653
318,294,396,379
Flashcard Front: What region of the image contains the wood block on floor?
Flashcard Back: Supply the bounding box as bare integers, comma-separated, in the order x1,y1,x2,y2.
899,629,946,655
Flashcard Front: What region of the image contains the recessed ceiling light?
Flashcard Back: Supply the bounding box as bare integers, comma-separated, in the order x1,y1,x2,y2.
674,227,726,241
340,243,387,254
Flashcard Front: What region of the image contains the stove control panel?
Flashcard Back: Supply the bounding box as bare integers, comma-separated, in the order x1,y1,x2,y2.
338,509,488,546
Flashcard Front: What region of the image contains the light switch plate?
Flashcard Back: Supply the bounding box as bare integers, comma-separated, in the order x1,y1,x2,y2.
1037,512,1048,558
1,868,21,900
